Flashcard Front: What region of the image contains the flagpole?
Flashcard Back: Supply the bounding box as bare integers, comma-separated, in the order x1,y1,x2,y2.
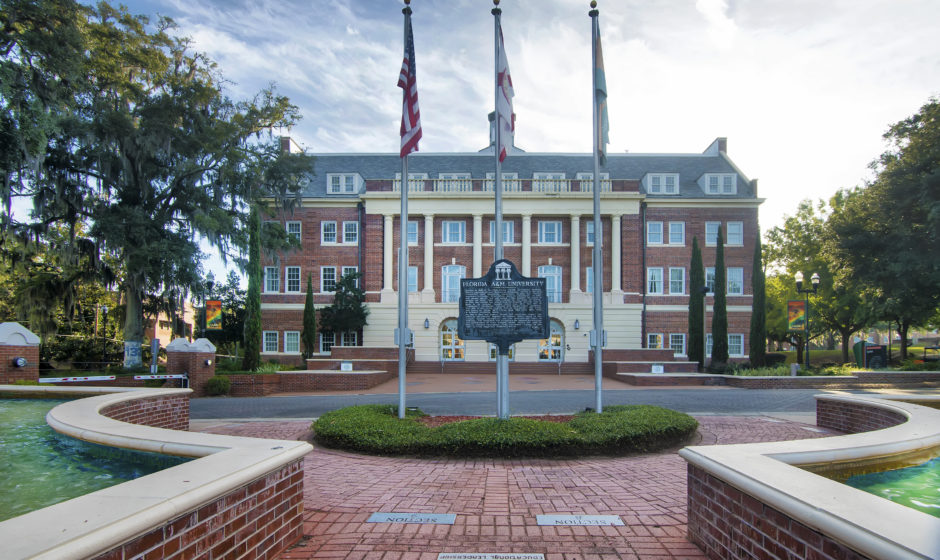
492,0,508,420
590,1,604,413
397,0,415,419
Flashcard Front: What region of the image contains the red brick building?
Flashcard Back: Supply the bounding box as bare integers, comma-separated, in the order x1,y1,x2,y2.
261,135,761,371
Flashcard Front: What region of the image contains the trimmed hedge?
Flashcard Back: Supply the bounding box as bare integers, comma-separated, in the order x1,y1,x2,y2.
312,404,699,458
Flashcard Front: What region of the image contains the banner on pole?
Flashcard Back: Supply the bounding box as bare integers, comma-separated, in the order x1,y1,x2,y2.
787,300,806,331
206,300,223,330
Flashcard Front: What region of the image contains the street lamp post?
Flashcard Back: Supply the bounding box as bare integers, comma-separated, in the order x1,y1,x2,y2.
202,272,215,339
100,305,109,369
795,271,820,371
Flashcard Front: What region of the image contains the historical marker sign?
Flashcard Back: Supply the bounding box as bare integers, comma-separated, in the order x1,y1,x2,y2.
367,512,456,524
458,259,549,355
536,514,624,526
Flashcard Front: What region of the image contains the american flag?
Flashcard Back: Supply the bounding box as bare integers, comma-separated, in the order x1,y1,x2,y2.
398,12,421,158
496,22,514,163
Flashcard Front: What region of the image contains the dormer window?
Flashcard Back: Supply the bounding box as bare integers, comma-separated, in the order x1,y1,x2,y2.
327,173,361,194
703,173,736,195
646,173,679,195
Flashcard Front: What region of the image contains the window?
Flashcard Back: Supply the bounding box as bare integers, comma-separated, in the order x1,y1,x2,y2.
705,267,716,294
539,265,562,303
442,265,465,303
647,333,663,349
263,331,278,353
438,172,472,191
647,173,679,194
670,334,687,356
538,221,562,244
286,221,301,242
484,172,520,191
576,172,610,192
442,221,466,243
395,172,429,191
647,267,664,294
264,267,279,292
327,173,359,194
320,332,335,353
585,266,594,293
441,319,464,361
533,172,566,192
342,266,359,288
343,221,359,244
284,331,300,353
706,334,713,357
538,320,563,362
285,266,301,293
647,221,664,245
669,267,685,295
705,222,720,245
727,267,744,295
668,222,685,245
322,221,337,244
321,266,336,292
488,220,514,244
726,221,743,245
342,331,358,347
729,334,744,356
489,343,515,361
407,220,418,244
407,266,418,292
705,173,736,195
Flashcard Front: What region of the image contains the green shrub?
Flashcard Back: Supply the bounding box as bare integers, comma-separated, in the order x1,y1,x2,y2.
734,365,791,377
254,362,280,373
205,375,232,396
312,404,698,458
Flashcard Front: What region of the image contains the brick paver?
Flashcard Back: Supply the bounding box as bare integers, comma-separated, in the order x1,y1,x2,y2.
193,416,838,559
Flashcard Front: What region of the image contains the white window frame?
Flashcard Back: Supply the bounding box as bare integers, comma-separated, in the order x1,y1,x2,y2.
705,173,737,195
647,267,664,295
485,172,520,191
407,220,419,245
538,221,563,244
646,221,664,245
441,221,466,244
729,334,744,356
705,267,716,294
286,221,301,242
706,333,713,357
669,267,685,295
488,343,515,361
342,266,359,288
442,264,466,303
321,266,337,293
285,266,301,293
647,173,679,195
668,222,685,245
726,221,744,245
441,319,465,361
705,222,720,246
321,221,337,244
647,333,663,349
407,266,418,292
586,221,595,246
488,220,514,244
727,267,744,295
320,332,335,353
575,172,611,192
262,331,278,353
438,172,472,192
343,221,359,244
533,172,566,192
538,321,563,362
327,173,360,194
538,265,562,303
264,267,280,293
585,266,594,294
341,331,358,347
284,331,300,353
395,172,429,191
670,333,687,356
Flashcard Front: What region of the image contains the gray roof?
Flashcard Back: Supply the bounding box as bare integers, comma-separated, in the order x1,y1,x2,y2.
299,140,756,199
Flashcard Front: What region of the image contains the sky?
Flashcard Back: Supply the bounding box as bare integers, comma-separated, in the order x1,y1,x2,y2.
113,0,940,279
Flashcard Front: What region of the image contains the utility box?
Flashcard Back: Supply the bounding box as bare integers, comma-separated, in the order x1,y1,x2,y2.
852,341,866,367
864,345,887,369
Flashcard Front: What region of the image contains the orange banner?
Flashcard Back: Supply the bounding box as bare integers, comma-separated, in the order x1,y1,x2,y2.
788,300,806,331
206,300,223,330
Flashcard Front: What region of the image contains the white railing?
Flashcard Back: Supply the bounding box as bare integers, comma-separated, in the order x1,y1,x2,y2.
391,178,612,193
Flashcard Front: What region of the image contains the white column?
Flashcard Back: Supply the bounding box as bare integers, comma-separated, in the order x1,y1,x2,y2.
611,213,622,295
423,214,434,294
570,215,581,293
473,214,483,277
383,214,394,292
521,213,532,276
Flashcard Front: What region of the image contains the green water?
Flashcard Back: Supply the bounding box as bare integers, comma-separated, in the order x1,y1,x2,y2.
0,399,188,522
845,456,940,518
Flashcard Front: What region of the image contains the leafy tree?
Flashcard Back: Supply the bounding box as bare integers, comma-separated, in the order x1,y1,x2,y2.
242,206,262,371
319,272,369,337
301,274,317,360
829,98,940,360
687,236,705,370
709,226,728,371
749,233,767,367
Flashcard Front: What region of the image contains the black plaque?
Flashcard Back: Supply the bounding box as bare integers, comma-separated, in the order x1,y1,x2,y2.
458,259,549,355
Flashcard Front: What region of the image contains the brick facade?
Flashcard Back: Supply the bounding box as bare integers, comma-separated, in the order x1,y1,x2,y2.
101,394,190,431
0,322,40,383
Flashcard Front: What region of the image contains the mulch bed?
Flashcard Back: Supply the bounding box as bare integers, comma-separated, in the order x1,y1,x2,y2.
417,415,575,428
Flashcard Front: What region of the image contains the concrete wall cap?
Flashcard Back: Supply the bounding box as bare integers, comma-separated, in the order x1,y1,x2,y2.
165,338,191,352
0,322,41,346
190,338,217,353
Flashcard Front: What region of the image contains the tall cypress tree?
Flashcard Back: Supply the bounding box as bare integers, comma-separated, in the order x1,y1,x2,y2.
749,233,767,367
301,274,317,360
242,205,262,371
688,236,705,370
710,225,729,371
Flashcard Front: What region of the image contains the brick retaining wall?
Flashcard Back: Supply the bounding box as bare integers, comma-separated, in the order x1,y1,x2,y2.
279,370,394,392
816,399,907,434
100,394,190,431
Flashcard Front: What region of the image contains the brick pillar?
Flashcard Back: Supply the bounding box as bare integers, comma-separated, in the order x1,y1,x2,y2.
0,323,40,384
166,338,216,397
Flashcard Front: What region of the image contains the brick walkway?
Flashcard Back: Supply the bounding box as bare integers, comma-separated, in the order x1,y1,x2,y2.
194,416,838,559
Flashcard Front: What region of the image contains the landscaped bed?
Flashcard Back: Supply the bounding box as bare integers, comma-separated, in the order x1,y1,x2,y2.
312,404,699,458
